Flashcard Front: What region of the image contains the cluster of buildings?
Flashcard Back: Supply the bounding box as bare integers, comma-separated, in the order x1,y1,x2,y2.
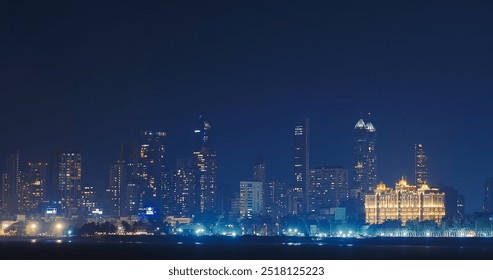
0,115,475,234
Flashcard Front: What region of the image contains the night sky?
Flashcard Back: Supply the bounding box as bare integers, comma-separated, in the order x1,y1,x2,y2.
1,1,493,212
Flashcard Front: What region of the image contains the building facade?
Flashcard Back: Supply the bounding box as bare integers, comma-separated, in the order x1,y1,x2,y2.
108,160,126,217
136,130,167,214
174,159,197,217
308,166,348,214
415,144,427,187
293,118,309,213
353,119,377,195
239,181,263,217
264,180,288,218
483,178,493,213
365,178,445,225
194,115,217,213
57,151,82,216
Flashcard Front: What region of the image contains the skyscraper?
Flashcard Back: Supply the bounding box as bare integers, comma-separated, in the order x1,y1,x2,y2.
193,115,217,213
3,151,21,213
415,144,427,187
56,151,82,216
119,142,139,217
264,180,288,218
136,131,167,214
308,166,348,214
174,159,197,217
253,156,266,184
352,119,377,194
81,185,96,215
483,178,493,213
27,162,48,212
108,160,126,217
293,118,309,213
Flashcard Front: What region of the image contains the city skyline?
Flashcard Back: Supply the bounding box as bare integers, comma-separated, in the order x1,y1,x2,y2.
1,1,493,213
0,116,469,218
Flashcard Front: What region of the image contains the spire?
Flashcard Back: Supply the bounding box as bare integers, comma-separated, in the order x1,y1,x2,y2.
365,122,376,132
355,119,366,129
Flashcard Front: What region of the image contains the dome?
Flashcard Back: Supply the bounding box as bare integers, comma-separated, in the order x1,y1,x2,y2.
355,119,366,129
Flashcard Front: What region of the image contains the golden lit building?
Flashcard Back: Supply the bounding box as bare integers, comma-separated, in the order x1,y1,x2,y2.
365,178,445,225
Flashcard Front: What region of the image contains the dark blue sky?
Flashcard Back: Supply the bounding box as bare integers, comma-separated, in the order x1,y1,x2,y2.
1,1,493,212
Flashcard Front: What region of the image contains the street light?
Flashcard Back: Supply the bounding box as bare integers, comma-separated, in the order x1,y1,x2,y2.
55,223,64,236
29,223,37,236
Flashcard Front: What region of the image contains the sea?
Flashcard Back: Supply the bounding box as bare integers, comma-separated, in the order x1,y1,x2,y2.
1,236,493,260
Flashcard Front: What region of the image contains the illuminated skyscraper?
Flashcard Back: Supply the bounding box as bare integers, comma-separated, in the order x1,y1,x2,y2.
366,122,377,190
56,151,82,216
293,118,309,213
308,166,348,213
136,131,167,214
108,160,125,217
2,151,21,213
81,185,96,214
27,162,48,212
194,115,217,213
353,119,377,194
174,159,197,217
264,180,288,218
415,144,427,187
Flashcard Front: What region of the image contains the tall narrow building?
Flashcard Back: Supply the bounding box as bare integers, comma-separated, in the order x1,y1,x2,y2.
56,151,82,216
108,160,126,217
136,131,167,214
253,156,266,184
2,151,21,213
366,122,377,190
293,118,309,213
174,159,197,217
483,178,493,213
352,119,377,194
193,115,217,213
264,180,288,218
415,144,427,187
26,162,48,212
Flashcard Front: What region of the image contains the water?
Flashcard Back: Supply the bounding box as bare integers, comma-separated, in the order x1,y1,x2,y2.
2,236,493,259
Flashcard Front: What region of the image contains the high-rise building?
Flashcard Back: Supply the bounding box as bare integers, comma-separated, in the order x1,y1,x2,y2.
353,119,377,194
264,180,288,218
174,159,197,217
81,185,96,214
239,181,263,217
3,151,21,213
308,166,348,214
415,144,427,187
294,118,309,213
108,160,126,217
17,162,49,213
483,178,493,212
118,143,139,217
1,173,7,210
194,115,217,213
136,131,167,214
441,186,458,219
56,151,82,216
365,178,445,225
253,157,266,183
457,194,465,218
